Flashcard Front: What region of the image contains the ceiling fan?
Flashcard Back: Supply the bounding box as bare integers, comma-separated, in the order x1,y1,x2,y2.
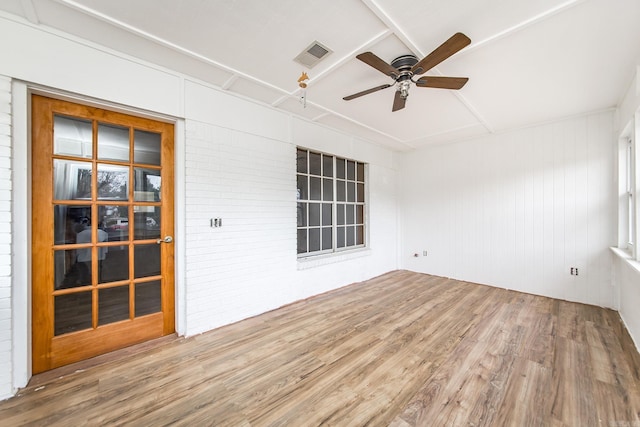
343,32,471,112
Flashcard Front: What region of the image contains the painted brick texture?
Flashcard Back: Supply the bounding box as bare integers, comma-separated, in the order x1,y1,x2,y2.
184,120,296,334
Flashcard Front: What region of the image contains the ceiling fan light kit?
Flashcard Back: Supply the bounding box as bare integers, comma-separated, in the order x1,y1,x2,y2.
343,32,471,112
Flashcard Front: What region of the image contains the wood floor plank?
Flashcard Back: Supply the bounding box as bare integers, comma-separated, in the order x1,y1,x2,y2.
2,270,640,426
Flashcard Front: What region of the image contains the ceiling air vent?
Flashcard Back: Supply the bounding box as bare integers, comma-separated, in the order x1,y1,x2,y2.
294,41,332,69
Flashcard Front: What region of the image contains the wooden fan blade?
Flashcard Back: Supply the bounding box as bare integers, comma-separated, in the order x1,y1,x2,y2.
415,76,469,89
392,90,406,112
411,32,471,75
356,52,399,78
343,84,392,100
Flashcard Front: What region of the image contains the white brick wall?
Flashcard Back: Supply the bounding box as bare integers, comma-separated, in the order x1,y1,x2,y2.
184,120,297,334
0,75,12,398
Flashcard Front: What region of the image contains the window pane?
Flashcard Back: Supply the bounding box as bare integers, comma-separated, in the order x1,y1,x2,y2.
55,291,92,336
134,130,161,166
54,115,92,158
101,205,129,242
100,246,129,284
322,227,332,250
135,281,162,317
347,160,356,180
134,244,160,278
134,168,161,202
357,163,365,182
347,226,355,246
297,149,308,174
309,152,321,175
337,227,345,248
336,158,346,179
297,202,307,227
309,228,321,252
356,205,364,224
356,226,364,245
297,175,308,200
54,249,86,290
347,182,356,202
309,203,320,227
97,164,129,201
134,206,160,240
310,177,322,200
337,204,345,226
53,159,92,200
98,123,129,162
321,203,332,226
54,205,91,245
98,286,130,326
323,178,333,201
337,180,346,202
357,183,365,203
297,229,307,254
346,205,355,225
322,155,333,177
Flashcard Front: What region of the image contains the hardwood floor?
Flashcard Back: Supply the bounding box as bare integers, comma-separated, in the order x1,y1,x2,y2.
2,270,640,426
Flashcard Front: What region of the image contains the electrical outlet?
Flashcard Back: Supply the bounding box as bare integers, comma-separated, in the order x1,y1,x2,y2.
423,250,428,256
570,267,579,276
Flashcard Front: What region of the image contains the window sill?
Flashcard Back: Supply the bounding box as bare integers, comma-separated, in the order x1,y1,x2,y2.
297,248,371,270
610,247,640,274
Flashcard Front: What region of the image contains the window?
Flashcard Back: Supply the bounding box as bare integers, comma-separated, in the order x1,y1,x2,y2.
296,148,366,256
627,138,635,250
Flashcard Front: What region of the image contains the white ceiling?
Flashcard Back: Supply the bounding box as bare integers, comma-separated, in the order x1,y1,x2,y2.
3,0,640,151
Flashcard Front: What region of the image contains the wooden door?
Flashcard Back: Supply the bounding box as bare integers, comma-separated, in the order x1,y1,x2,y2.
32,95,175,373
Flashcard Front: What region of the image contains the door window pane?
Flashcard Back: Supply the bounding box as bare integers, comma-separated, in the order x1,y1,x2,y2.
54,115,92,158
53,160,92,200
54,249,87,289
98,286,130,326
135,281,162,317
347,161,356,180
100,246,129,284
134,168,161,202
134,130,161,166
134,244,160,278
55,292,92,336
134,206,161,240
97,164,129,200
98,123,129,162
357,163,365,182
54,205,91,245
100,205,129,242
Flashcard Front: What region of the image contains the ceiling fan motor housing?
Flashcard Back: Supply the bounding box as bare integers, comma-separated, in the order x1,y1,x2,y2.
391,54,418,82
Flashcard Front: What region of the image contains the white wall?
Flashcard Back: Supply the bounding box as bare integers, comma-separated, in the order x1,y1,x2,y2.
399,111,616,308
0,15,399,398
181,81,398,334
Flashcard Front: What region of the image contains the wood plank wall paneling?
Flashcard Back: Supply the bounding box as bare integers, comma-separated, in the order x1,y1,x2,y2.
400,111,616,308
0,270,639,426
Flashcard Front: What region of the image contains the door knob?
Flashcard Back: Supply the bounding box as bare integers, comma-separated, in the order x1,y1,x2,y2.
156,236,173,244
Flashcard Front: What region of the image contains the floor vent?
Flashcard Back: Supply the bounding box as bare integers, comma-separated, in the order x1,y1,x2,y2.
294,41,332,68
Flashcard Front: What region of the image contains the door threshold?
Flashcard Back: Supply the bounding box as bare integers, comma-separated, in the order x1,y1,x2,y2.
27,333,180,388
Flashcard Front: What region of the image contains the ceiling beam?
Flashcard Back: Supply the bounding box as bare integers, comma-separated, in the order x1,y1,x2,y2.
20,0,39,24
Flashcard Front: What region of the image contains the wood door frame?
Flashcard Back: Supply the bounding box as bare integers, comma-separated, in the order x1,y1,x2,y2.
31,94,177,373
